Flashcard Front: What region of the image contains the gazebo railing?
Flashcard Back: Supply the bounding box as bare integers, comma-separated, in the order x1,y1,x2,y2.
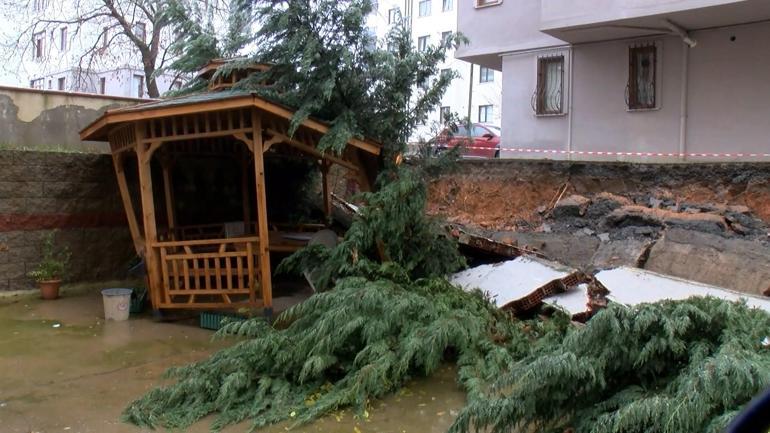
152,236,261,308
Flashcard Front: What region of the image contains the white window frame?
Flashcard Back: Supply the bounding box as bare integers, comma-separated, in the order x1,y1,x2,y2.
417,35,429,52
479,66,494,83
440,106,451,122
134,21,146,42
388,7,399,24
442,0,453,12
59,27,67,51
418,0,431,17
133,74,145,98
33,31,45,60
475,0,502,8
478,105,493,123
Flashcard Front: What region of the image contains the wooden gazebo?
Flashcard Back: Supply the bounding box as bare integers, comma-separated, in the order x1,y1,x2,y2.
80,75,380,315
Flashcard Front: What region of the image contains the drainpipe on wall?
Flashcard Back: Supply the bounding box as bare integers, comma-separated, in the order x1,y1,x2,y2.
566,46,575,161
679,43,690,162
468,63,474,122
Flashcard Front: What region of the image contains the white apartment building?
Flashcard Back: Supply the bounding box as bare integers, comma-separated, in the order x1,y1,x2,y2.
457,0,770,162
368,0,503,141
4,0,181,98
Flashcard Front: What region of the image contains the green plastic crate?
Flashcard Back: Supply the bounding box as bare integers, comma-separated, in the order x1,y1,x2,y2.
199,312,246,330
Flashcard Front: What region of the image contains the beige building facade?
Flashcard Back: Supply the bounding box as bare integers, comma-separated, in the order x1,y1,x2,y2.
457,0,770,161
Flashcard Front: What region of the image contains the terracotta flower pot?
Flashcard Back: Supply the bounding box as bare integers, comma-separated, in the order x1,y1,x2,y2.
38,279,62,300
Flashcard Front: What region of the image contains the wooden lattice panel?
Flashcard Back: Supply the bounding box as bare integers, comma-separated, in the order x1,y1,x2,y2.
153,237,262,309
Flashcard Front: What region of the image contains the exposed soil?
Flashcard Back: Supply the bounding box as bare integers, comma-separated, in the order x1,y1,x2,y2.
428,160,770,230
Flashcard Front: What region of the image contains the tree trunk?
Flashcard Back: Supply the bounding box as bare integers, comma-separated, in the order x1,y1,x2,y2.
144,61,160,98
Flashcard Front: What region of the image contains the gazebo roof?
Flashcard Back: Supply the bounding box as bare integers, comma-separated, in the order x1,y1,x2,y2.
80,90,381,155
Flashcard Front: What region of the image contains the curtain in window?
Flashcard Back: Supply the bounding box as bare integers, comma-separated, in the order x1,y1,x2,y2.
544,59,563,113
634,49,655,107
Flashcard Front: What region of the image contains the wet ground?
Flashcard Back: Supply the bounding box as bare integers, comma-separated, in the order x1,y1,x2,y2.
0,284,465,433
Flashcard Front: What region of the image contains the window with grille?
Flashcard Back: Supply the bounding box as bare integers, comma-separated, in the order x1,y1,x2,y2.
443,0,453,11
535,55,564,115
417,36,429,52
627,44,657,110
419,0,431,17
29,79,44,89
476,0,502,6
479,66,494,83
478,105,493,123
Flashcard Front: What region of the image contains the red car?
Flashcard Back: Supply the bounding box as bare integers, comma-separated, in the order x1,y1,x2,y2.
435,123,501,158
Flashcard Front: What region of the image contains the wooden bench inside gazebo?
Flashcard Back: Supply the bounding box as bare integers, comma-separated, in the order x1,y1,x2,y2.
80,71,381,316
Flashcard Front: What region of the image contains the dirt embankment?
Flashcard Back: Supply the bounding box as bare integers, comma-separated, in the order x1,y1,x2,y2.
428,160,770,230
428,160,770,296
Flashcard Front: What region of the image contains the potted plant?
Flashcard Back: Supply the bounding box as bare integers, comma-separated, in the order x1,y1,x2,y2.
28,232,70,300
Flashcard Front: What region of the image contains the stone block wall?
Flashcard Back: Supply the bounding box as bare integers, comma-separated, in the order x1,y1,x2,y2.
0,150,133,291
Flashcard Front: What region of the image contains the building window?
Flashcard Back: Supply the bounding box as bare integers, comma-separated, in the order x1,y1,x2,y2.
47,79,51,89
59,27,67,51
418,0,431,17
33,31,45,59
372,0,379,11
478,105,493,123
133,74,144,97
443,0,453,12
33,0,47,11
417,36,429,52
133,21,146,42
476,0,502,6
102,27,110,48
57,77,66,91
441,31,452,45
535,55,564,115
99,77,106,94
30,78,44,89
388,7,399,24
627,44,657,110
440,106,451,122
479,66,494,83
171,79,182,90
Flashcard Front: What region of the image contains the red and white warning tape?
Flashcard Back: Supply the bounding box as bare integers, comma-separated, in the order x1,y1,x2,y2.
409,143,770,159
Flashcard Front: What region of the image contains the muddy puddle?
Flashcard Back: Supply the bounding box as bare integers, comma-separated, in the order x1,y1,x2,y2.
0,288,465,432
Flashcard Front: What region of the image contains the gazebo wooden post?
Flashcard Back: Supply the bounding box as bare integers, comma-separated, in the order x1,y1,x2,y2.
321,160,332,220
135,124,163,312
160,158,177,238
251,110,273,315
112,152,143,255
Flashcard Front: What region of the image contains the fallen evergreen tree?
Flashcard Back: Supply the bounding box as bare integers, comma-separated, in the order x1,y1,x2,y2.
123,1,770,432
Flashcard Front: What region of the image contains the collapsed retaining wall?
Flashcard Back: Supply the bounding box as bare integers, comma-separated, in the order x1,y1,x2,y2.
429,160,770,296
0,150,133,291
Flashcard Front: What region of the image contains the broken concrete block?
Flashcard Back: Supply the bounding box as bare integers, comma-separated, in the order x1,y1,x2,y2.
644,228,770,296
590,239,654,269
598,233,611,242
584,193,631,219
606,205,727,234
495,232,601,269
551,194,590,218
